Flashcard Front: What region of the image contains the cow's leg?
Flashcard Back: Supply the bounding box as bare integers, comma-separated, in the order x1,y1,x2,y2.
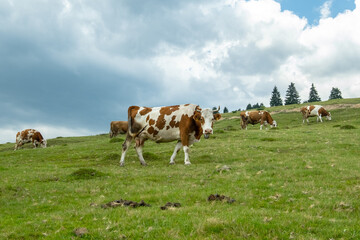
16,141,24,150
180,131,191,165
183,146,191,165
319,114,323,122
120,134,132,166
170,141,182,165
135,138,147,166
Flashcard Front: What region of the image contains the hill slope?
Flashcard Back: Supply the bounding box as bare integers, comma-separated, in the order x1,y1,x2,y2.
1,98,360,239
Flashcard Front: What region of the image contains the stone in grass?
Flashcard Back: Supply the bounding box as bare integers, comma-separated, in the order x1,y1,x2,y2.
73,227,88,237
160,202,181,210
216,165,231,173
207,194,236,203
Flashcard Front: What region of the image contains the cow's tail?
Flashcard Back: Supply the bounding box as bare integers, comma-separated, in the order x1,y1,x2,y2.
127,106,147,138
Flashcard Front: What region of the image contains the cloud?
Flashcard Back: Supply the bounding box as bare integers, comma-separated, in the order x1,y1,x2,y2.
320,0,333,19
1,0,360,143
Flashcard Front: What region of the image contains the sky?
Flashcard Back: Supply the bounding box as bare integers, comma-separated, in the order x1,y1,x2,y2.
1,0,360,143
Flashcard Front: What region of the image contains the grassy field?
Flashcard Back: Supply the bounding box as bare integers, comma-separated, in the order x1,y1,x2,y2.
1,99,360,239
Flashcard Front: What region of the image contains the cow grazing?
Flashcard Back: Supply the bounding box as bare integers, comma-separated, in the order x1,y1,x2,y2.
119,104,221,166
300,105,331,123
240,110,277,130
14,129,47,150
109,121,128,138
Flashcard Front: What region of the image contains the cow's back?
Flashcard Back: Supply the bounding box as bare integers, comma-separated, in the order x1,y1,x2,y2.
308,105,321,116
248,111,262,124
132,104,197,142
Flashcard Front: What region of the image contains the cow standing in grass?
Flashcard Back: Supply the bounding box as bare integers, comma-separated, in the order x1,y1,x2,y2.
109,121,128,138
300,105,331,123
240,110,277,130
120,104,221,166
14,129,47,150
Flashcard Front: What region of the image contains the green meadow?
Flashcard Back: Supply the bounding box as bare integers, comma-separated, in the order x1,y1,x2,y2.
1,98,360,239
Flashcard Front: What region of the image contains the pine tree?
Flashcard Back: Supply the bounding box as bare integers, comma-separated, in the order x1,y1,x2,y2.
223,107,229,113
252,103,260,109
257,103,265,110
284,82,301,105
270,86,283,107
308,83,321,102
246,103,252,110
329,87,342,100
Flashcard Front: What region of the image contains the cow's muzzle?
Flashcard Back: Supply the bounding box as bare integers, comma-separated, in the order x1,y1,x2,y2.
204,129,213,139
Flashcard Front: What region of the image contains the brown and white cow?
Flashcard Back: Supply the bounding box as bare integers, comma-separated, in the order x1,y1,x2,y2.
240,110,277,130
119,104,221,166
300,105,331,123
109,121,128,138
14,129,47,150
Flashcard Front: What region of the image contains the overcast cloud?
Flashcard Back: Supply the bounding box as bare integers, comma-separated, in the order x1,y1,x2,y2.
1,0,360,143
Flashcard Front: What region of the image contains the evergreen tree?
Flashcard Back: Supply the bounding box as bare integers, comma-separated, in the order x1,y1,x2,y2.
308,83,321,102
329,87,342,100
270,86,283,106
246,103,252,110
223,107,229,113
252,103,260,109
212,107,220,113
258,103,265,110
284,82,301,105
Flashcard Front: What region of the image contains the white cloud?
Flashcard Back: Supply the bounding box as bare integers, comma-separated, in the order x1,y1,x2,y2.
150,0,360,106
320,0,333,19
1,0,360,144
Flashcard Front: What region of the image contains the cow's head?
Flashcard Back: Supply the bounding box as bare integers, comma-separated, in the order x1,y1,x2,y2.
327,112,332,121
41,139,47,148
271,120,277,128
193,106,221,139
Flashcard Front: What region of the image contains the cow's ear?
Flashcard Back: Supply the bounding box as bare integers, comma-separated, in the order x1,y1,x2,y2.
193,112,201,121
214,113,221,121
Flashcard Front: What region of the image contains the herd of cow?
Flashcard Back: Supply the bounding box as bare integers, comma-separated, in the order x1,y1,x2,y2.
13,104,331,166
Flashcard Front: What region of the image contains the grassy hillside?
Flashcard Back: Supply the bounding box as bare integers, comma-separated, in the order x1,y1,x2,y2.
1,99,360,239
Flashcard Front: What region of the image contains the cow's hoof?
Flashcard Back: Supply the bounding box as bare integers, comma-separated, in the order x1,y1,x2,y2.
184,162,191,165
140,163,147,166
169,162,175,165
120,162,125,167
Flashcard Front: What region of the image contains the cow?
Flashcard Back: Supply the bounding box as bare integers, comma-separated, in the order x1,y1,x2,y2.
109,121,128,138
240,110,277,130
119,104,221,166
300,105,331,123
14,129,47,150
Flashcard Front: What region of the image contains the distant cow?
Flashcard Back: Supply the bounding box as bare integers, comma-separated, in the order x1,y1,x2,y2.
109,121,128,138
240,110,277,130
120,104,221,166
300,105,331,123
14,129,47,150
